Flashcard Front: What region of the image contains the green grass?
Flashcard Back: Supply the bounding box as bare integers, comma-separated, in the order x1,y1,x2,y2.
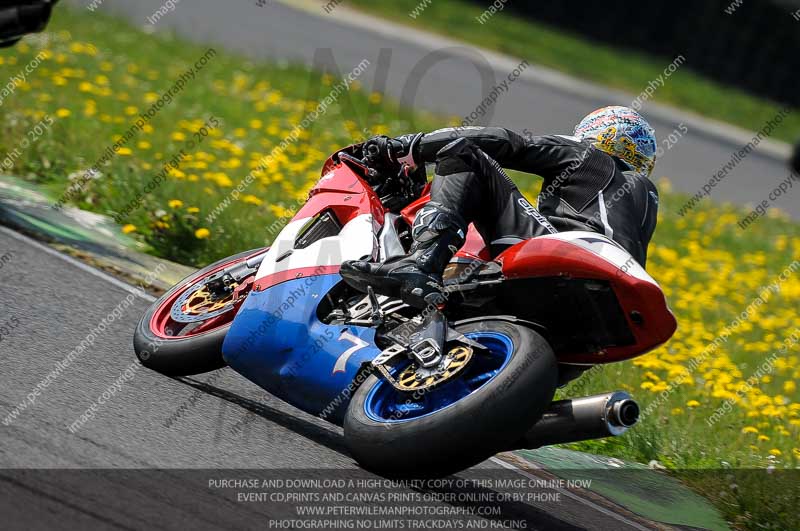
1,6,799,530
347,0,800,143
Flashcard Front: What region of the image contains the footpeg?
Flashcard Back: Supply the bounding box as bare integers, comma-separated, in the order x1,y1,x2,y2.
410,338,441,368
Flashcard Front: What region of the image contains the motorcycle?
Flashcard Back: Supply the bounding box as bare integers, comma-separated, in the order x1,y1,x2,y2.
134,143,677,475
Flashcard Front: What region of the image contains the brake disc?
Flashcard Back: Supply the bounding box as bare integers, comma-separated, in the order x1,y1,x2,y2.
378,345,473,392
170,283,239,323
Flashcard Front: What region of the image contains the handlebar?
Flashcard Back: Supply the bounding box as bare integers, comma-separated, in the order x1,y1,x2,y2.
336,151,377,180
335,149,421,207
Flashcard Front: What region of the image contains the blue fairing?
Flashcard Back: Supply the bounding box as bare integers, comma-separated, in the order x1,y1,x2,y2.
222,274,381,425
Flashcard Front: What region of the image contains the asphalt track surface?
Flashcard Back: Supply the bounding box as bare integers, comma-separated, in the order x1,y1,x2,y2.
78,0,797,217
0,228,670,531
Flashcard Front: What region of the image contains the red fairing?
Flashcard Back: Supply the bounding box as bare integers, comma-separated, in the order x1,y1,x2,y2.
296,162,385,227
498,238,677,363
399,187,431,228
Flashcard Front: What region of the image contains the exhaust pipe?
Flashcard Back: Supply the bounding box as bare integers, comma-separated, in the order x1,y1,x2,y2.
521,391,639,449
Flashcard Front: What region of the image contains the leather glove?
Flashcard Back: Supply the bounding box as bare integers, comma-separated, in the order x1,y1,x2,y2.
363,133,424,171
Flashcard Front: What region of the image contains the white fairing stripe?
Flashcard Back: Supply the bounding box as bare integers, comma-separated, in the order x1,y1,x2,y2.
255,213,375,281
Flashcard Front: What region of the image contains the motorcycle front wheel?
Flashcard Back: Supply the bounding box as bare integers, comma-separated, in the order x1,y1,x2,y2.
343,319,558,476
133,248,265,376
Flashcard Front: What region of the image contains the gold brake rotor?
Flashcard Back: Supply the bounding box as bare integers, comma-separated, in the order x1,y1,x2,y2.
182,283,238,315
394,345,473,392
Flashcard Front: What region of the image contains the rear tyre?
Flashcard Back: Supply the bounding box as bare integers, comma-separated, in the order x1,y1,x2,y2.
133,248,265,376
344,319,558,476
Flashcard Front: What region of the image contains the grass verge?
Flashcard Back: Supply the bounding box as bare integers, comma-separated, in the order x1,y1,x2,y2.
0,5,798,530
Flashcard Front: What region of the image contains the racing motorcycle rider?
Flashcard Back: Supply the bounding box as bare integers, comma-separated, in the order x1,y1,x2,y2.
340,106,660,309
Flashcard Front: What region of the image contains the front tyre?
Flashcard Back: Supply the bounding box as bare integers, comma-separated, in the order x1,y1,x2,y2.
133,248,265,376
344,319,558,476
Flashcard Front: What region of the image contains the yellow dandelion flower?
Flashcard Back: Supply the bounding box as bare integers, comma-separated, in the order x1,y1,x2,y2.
121,224,137,234
117,147,132,156
212,173,233,187
137,141,151,149
368,92,382,104
670,407,683,415
142,124,154,134
686,400,700,408
249,119,263,129
784,381,796,394
171,132,186,141
55,108,71,118
221,158,242,169
194,228,211,239
124,106,138,116
742,426,758,434
168,199,184,209
242,194,263,206
268,204,294,218
187,207,200,214
769,449,782,456
758,435,770,441
167,168,186,179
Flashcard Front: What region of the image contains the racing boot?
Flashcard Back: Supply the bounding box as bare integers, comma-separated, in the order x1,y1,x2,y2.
340,204,466,309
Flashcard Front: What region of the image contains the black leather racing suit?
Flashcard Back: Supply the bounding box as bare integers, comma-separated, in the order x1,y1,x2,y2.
416,127,660,266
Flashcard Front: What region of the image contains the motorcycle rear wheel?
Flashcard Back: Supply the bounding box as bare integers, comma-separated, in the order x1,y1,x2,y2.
133,248,265,376
343,319,558,476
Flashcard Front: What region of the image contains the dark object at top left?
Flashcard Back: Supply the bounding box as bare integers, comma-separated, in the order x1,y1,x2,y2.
0,0,58,48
